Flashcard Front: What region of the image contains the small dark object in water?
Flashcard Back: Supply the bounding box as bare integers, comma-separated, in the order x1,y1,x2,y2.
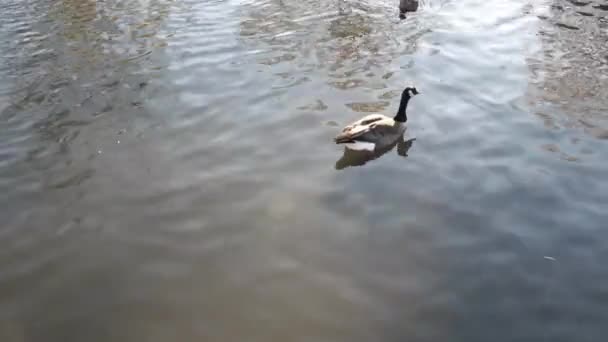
555,22,580,30
576,11,594,17
399,0,419,19
594,4,608,11
567,0,590,6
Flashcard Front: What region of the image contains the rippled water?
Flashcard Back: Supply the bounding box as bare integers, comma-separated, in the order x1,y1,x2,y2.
1,0,608,341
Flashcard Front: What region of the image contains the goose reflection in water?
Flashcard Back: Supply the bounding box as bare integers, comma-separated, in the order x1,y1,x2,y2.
335,135,416,170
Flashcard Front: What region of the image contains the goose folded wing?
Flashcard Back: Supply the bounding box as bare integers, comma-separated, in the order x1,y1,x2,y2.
335,115,384,140
354,119,402,142
335,123,373,142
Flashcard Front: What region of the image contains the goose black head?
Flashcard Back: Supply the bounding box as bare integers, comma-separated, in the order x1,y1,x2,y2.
404,87,419,97
394,86,419,122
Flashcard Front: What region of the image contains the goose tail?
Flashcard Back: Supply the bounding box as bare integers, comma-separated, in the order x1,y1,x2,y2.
334,131,355,144
334,136,354,144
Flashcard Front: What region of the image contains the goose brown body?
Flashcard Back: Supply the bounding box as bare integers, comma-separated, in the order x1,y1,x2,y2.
334,114,406,145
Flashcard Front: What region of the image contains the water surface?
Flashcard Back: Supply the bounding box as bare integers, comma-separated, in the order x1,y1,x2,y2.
1,0,608,341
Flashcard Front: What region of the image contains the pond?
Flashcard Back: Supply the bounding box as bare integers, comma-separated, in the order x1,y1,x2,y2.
1,0,607,341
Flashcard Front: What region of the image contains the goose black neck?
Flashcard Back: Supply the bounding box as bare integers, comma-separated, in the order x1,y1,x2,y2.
394,92,411,122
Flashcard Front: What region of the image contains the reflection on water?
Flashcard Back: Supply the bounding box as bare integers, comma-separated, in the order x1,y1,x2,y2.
335,136,415,170
1,0,608,341
529,0,608,140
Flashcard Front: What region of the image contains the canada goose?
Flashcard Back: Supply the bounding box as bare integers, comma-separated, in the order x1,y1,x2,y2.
399,0,419,19
334,86,419,150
